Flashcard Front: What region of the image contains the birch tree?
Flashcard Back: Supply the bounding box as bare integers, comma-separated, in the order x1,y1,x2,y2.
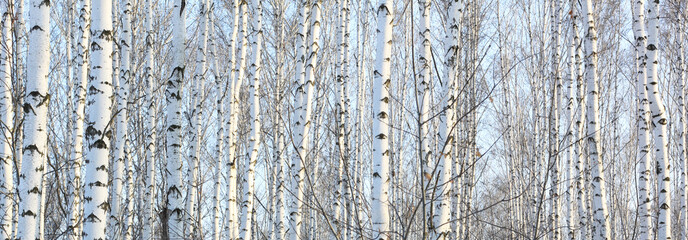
109,0,131,237
646,0,671,238
166,0,186,237
581,0,611,239
632,0,653,239
289,1,309,239
240,2,263,239
371,0,393,238
82,0,114,237
15,0,49,239
0,0,12,237
142,0,157,239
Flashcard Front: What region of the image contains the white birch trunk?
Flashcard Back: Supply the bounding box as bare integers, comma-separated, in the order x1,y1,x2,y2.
82,0,114,238
186,0,209,236
678,7,688,240
166,0,186,237
240,2,263,239
289,1,309,239
549,1,562,239
0,0,12,237
418,0,433,235
223,0,240,238
435,0,461,238
142,0,157,239
581,1,611,239
109,0,131,236
228,1,249,238
632,1,653,239
646,1,671,239
208,3,225,240
371,0,393,238
69,0,90,238
334,0,350,235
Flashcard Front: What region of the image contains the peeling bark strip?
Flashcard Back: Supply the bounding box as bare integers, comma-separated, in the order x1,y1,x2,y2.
371,0,393,239
82,0,114,238
166,0,186,238
16,0,50,239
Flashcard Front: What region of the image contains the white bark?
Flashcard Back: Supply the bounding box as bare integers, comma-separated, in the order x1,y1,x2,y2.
371,0,393,238
142,0,157,239
228,0,249,238
632,1,653,239
581,1,611,239
289,1,309,239
435,0,461,238
646,1,671,239
186,0,209,236
240,2,263,239
548,1,562,239
69,0,90,238
418,0,433,235
109,0,131,237
82,0,114,237
166,0,186,237
0,0,12,238
223,0,240,239
209,3,225,240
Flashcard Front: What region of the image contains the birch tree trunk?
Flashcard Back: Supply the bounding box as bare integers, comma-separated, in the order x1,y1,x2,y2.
142,0,157,239
0,0,12,237
166,0,186,237
228,0,249,238
334,0,350,235
289,1,309,239
69,0,90,238
678,6,688,239
435,0,461,238
82,0,114,237
224,0,241,238
371,0,393,238
548,1,562,239
240,2,263,239
632,1,653,239
208,3,226,240
646,0,671,238
109,0,131,237
186,0,209,236
581,1,611,239
417,0,433,236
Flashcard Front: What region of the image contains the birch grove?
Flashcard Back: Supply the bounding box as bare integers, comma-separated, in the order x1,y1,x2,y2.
1,0,688,239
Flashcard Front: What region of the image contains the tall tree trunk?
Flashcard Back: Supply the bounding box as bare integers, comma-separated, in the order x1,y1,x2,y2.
228,0,249,238
186,0,209,237
435,0,461,238
240,2,263,239
289,1,309,239
371,0,393,238
678,4,688,240
0,0,13,237
581,1,611,239
417,0,433,236
223,0,240,238
109,0,131,236
631,1,653,239
82,0,114,237
208,3,225,240
646,0,671,239
142,0,157,239
69,0,90,238
548,1,562,239
166,0,186,237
